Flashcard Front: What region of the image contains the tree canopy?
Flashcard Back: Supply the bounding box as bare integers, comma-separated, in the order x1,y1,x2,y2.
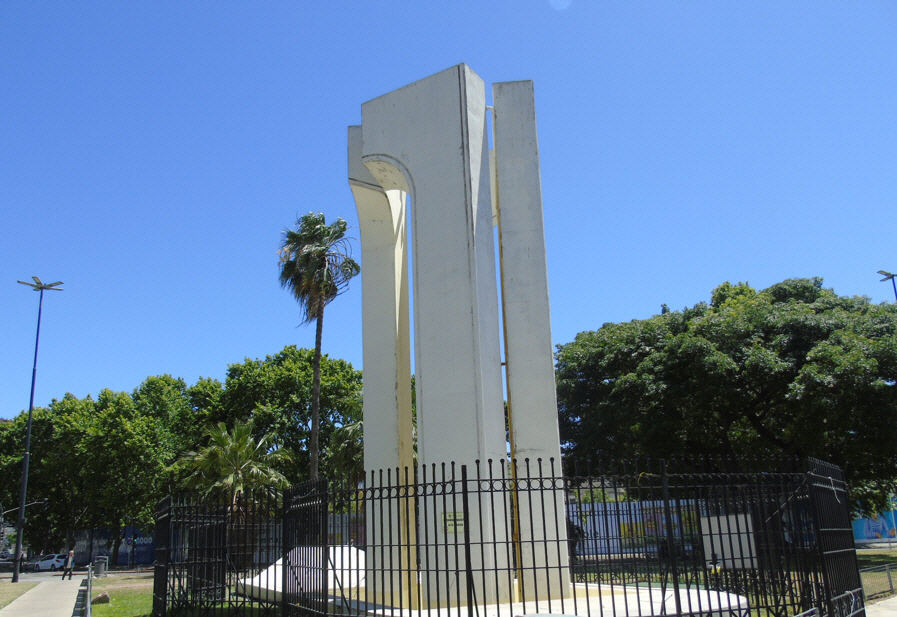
0,390,167,560
556,277,897,511
0,345,361,557
220,345,362,482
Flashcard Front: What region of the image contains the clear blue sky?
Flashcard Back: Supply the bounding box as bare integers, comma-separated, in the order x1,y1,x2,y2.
2,2,896,419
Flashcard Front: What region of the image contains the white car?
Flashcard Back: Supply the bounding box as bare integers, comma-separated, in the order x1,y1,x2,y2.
32,553,67,571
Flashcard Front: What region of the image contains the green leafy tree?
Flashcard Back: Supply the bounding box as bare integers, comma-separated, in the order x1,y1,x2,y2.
322,419,363,482
40,395,96,549
0,390,168,562
177,421,290,502
187,377,225,426
0,344,365,550
556,277,897,511
221,345,362,482
0,404,70,553
279,212,360,479
81,389,168,564
133,375,197,462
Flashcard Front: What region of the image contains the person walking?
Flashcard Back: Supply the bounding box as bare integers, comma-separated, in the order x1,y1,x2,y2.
567,517,584,559
61,549,75,580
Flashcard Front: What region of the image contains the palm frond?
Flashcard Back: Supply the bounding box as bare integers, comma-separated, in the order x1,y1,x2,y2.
176,420,291,499
279,212,360,325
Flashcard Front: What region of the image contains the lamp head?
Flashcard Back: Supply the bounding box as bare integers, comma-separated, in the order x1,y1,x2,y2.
17,278,63,292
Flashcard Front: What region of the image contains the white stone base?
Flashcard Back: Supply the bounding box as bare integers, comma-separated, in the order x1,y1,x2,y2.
338,584,749,617
239,555,750,617
236,545,366,603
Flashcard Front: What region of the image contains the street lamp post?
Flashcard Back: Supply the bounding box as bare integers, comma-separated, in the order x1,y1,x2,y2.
12,277,62,582
879,270,897,302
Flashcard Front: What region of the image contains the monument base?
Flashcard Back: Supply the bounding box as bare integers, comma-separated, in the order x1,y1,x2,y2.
239,555,749,617
335,584,748,617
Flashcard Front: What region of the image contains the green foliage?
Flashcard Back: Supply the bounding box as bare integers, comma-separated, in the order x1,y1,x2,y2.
573,487,619,504
0,343,361,555
187,377,225,426
133,375,197,458
0,406,71,551
278,212,360,326
176,421,290,501
0,390,168,559
556,277,897,512
221,346,362,483
322,419,363,482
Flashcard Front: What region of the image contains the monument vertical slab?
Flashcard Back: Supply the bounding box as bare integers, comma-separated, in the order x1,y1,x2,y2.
493,80,571,598
348,65,569,608
359,64,509,606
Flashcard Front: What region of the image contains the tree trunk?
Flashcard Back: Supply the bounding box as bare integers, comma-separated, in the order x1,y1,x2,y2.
310,298,325,480
111,535,122,567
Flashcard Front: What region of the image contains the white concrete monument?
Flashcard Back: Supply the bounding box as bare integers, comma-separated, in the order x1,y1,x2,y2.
348,64,568,607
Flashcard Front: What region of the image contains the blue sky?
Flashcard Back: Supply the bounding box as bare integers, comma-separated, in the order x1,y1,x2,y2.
2,2,896,419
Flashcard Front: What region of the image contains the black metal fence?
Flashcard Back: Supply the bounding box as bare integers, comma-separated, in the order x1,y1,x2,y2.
153,457,863,617
153,489,283,617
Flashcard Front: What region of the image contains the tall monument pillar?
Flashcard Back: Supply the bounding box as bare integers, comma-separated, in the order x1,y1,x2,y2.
352,64,509,606
360,64,507,470
493,79,570,598
348,64,568,607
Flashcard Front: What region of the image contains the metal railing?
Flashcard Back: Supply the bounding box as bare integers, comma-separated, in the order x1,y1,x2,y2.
154,489,282,617
85,562,93,617
830,588,864,617
153,457,863,617
860,563,897,599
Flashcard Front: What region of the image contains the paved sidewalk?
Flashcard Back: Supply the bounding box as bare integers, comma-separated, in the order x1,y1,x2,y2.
868,595,897,617
0,576,85,617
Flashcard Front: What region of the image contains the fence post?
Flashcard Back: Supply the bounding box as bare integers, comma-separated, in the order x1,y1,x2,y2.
281,487,288,617
460,465,476,611
660,460,683,617
152,496,171,617
86,562,93,617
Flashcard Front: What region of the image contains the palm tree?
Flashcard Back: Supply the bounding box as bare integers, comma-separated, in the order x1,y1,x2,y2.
178,421,289,572
279,212,360,480
179,421,290,503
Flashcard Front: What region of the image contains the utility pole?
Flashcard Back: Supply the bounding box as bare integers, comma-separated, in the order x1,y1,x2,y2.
13,277,63,582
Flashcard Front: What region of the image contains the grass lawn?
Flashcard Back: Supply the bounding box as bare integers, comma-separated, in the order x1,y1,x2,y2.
91,574,153,617
856,548,897,569
0,581,37,610
856,549,897,601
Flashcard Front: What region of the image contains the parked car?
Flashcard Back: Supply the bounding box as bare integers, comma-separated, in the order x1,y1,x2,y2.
32,553,66,571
